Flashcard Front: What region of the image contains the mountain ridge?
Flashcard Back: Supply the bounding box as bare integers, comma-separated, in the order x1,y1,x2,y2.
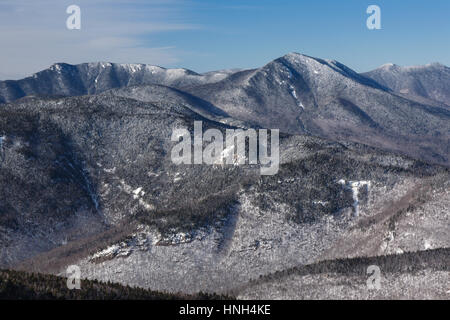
0,65,448,298
1,53,448,105
2,52,448,167
0,61,242,104
363,61,450,106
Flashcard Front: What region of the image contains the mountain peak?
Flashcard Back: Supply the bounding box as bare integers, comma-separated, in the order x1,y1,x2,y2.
407,62,447,70
49,62,73,72
283,52,311,58
281,52,322,64
380,63,399,69
375,62,447,72
363,61,450,106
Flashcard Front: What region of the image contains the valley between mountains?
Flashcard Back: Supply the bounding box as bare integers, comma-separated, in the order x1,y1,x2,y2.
0,53,448,299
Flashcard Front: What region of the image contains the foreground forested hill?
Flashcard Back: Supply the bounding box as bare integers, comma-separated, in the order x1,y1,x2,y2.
0,269,231,300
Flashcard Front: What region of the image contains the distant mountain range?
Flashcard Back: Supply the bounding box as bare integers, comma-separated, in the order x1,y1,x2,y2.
363,62,450,107
1,54,449,166
0,53,449,299
0,62,238,104
2,56,448,107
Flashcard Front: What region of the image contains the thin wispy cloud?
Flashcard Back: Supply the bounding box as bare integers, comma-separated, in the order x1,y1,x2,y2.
0,0,197,79
1,0,449,79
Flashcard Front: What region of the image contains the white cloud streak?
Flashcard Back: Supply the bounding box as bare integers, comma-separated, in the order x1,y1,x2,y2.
0,0,197,79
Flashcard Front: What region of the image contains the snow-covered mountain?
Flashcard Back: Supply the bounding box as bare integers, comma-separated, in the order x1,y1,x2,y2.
0,53,449,299
1,92,448,299
363,62,450,107
0,62,239,104
185,53,450,166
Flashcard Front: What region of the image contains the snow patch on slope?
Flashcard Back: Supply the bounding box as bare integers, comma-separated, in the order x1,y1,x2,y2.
0,135,5,150
289,85,304,109
338,179,371,216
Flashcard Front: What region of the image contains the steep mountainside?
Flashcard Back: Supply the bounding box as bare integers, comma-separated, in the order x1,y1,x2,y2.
0,93,231,266
15,151,449,296
0,54,449,299
1,94,447,298
363,63,450,107
105,84,231,123
186,53,450,166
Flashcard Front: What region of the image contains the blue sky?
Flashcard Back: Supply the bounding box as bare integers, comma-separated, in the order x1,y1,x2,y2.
0,0,449,79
